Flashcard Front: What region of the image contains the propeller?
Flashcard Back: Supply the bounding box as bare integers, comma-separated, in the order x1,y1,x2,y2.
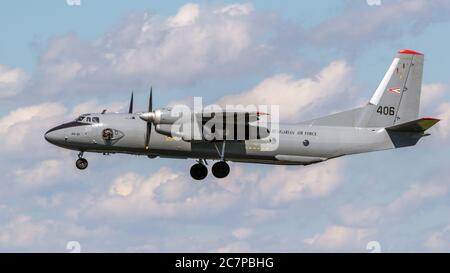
144,87,153,150
128,92,134,114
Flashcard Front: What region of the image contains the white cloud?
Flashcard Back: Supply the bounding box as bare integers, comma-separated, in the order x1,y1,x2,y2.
70,99,126,116
215,3,254,17
308,0,450,50
435,102,450,139
215,242,252,252
12,156,82,193
232,227,253,239
80,158,345,221
424,225,450,251
337,205,383,227
21,0,450,101
32,3,269,96
337,176,450,227
88,167,238,219
168,3,200,27
33,194,65,209
0,64,29,99
244,208,279,223
421,83,447,108
0,103,64,134
24,1,450,99
303,225,373,251
109,173,139,197
0,215,115,251
0,103,67,154
0,216,48,247
14,160,65,190
219,61,353,121
258,160,344,205
387,181,449,213
337,205,385,227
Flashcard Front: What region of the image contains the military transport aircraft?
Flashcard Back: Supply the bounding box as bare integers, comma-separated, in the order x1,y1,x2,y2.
45,49,439,180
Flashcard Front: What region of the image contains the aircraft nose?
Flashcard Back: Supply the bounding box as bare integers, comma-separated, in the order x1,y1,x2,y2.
44,127,65,145
44,130,57,144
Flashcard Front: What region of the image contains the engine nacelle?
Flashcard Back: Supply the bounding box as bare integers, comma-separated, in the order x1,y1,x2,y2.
155,124,188,139
140,108,183,125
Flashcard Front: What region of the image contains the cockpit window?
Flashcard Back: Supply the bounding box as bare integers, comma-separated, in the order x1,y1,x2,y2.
76,114,99,123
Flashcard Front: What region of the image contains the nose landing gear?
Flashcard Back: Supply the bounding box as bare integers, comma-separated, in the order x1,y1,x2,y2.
75,152,88,170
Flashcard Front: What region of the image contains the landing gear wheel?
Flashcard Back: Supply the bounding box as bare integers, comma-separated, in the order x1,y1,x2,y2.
190,163,208,180
75,158,88,170
212,161,230,179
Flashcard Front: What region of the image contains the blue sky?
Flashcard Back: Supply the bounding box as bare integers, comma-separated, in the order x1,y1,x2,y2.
0,0,449,252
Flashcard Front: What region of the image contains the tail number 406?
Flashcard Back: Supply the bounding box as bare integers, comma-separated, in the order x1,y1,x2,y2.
377,106,395,116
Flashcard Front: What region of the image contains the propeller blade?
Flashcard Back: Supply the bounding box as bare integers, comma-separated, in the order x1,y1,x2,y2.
128,92,134,114
149,87,153,112
145,87,153,150
145,122,151,150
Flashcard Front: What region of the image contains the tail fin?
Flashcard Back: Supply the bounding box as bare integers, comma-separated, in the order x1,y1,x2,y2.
358,49,424,127
301,50,426,128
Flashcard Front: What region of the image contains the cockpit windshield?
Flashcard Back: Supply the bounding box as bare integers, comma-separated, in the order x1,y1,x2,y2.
75,115,100,123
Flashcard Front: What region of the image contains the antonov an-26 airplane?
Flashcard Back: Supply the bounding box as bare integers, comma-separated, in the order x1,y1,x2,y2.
45,49,439,180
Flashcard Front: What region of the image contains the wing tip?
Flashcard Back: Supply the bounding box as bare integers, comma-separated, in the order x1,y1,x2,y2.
421,117,440,122
419,117,440,131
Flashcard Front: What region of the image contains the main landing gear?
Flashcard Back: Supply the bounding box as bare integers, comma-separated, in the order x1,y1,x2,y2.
190,160,230,180
190,162,208,180
190,142,230,180
75,152,88,170
212,161,230,179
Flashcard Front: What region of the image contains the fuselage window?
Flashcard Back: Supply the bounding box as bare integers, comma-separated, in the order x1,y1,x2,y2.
92,117,99,123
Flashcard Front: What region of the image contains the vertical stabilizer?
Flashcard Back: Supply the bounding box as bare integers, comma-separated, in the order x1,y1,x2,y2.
359,49,424,127
300,50,425,129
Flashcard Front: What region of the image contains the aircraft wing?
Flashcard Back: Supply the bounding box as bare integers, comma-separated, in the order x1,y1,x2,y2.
197,110,269,124
199,110,270,141
154,110,271,141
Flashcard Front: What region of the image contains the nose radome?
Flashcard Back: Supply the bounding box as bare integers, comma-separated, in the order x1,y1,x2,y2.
44,130,56,144
44,128,63,145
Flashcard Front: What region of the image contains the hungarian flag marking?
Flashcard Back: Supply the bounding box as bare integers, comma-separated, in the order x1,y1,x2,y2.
388,87,401,94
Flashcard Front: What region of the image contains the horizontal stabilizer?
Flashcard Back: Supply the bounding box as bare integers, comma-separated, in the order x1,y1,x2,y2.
385,117,440,132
